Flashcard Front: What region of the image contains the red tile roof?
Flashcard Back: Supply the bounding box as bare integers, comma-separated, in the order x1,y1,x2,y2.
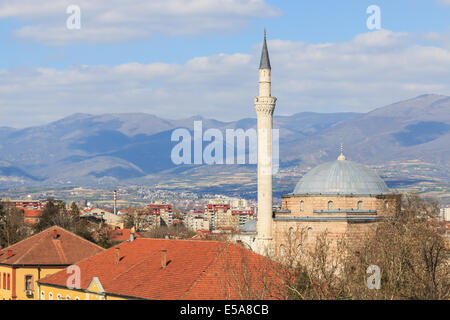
0,226,104,266
23,208,43,218
39,238,284,300
108,229,141,242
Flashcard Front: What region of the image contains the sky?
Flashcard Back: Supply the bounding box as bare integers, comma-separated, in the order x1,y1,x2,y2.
0,0,450,128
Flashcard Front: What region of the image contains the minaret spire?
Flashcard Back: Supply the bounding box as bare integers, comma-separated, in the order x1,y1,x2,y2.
259,28,271,70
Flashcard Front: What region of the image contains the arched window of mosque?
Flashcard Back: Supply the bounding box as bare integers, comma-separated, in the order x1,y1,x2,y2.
357,201,363,210
300,201,304,211
307,227,313,239
328,201,333,210
280,245,286,257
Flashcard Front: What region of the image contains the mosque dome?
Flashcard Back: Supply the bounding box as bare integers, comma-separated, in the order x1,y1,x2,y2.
292,153,390,196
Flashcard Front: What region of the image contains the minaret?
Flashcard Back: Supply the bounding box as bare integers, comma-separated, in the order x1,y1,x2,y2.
255,29,277,253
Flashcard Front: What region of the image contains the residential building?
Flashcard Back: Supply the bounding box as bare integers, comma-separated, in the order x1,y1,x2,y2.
0,226,104,300
185,215,210,232
148,203,173,226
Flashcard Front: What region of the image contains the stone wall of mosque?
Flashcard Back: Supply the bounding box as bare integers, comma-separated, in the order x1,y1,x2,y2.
271,193,402,259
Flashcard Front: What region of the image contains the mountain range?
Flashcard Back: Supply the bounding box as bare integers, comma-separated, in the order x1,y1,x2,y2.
0,94,449,193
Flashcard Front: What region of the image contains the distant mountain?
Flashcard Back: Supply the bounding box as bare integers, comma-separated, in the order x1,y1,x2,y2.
281,94,450,168
0,94,448,188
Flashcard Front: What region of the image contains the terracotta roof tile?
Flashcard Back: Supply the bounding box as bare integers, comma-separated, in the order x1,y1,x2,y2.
0,226,104,266
39,238,284,300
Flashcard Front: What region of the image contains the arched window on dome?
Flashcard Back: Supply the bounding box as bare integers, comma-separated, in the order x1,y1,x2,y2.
307,227,313,239
328,201,333,210
300,201,304,211
357,201,363,210
289,227,294,240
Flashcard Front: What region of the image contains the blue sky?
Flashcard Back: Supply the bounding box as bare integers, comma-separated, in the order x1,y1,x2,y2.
0,0,449,127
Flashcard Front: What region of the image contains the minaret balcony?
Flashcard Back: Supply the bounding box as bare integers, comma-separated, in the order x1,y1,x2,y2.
254,96,277,104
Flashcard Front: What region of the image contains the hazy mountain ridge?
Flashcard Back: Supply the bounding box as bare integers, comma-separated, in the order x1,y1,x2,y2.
0,94,448,188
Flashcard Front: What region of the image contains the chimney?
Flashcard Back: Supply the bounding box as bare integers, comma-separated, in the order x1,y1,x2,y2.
161,249,167,269
130,226,135,242
7,250,13,258
53,229,58,239
114,247,120,264
113,190,117,215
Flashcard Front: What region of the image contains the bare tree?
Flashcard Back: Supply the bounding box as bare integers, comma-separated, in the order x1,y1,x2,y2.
0,202,32,247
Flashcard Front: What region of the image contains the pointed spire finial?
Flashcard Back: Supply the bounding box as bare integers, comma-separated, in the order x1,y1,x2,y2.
259,28,271,69
338,143,346,161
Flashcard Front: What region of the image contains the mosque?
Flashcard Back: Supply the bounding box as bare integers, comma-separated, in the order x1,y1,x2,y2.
236,31,401,256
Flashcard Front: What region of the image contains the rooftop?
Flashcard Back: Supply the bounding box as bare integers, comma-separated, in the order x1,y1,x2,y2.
38,238,283,300
0,226,104,266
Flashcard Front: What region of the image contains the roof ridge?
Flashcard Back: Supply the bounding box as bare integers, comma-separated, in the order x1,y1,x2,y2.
13,230,48,264
4,225,103,265
179,241,229,299
50,225,104,251
1,225,52,251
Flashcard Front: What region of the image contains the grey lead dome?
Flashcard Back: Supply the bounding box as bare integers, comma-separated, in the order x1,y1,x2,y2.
292,158,390,195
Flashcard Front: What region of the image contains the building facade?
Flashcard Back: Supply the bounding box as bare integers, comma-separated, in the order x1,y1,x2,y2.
0,226,103,300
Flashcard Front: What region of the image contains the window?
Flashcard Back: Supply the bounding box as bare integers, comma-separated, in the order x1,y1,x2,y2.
7,274,10,290
289,227,294,240
328,201,333,210
40,291,45,300
49,292,53,300
357,201,363,210
66,295,71,300
2,273,4,289
57,294,62,300
25,275,33,291
300,201,304,211
307,227,313,239
75,296,80,300
384,201,389,210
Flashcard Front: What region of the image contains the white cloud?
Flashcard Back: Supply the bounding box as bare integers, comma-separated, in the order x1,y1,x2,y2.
0,0,281,44
437,0,450,6
1,30,450,127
